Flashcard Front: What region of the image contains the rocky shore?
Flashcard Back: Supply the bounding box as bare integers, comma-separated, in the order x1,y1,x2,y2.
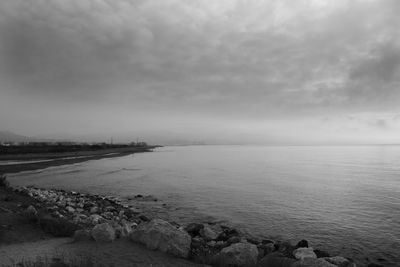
2,181,378,267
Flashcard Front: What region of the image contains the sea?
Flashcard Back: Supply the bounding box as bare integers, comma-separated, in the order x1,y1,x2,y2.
7,145,400,266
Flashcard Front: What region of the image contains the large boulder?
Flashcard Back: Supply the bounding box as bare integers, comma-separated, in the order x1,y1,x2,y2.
91,223,115,242
293,247,317,260
217,242,259,267
129,219,191,258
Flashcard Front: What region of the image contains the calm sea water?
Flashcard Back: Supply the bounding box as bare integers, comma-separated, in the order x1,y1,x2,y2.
7,146,400,266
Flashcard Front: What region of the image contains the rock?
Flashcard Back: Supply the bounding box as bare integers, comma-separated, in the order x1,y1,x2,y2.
91,223,115,242
120,222,135,238
292,258,337,267
207,240,216,247
113,224,123,238
89,214,104,225
184,223,204,237
216,240,227,248
129,219,191,258
296,239,309,248
258,242,275,256
293,247,317,260
101,211,114,220
258,247,266,259
276,241,296,257
258,252,297,267
47,206,58,212
57,200,66,208
191,236,205,249
89,206,98,213
227,236,241,245
200,225,218,241
72,214,88,224
52,211,63,218
262,239,274,244
66,206,75,213
24,205,38,221
105,206,116,212
73,229,92,242
217,242,258,267
367,264,384,267
314,249,331,258
217,226,240,241
323,256,352,267
118,210,125,217
247,237,261,245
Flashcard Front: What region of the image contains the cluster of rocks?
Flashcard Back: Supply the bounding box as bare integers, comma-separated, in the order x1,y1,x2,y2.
17,186,359,267
183,223,357,267
16,186,148,237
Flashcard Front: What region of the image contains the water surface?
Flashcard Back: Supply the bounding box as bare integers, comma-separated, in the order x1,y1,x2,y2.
8,146,400,266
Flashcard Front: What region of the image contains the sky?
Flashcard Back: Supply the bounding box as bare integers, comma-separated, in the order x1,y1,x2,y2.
1,0,400,144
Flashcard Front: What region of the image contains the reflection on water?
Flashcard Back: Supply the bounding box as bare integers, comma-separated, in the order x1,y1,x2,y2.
8,145,400,266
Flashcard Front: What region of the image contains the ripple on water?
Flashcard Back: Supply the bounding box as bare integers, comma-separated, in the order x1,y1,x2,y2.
7,146,400,267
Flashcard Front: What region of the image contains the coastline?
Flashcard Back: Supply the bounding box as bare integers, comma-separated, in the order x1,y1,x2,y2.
0,153,386,267
0,146,155,174
1,181,358,267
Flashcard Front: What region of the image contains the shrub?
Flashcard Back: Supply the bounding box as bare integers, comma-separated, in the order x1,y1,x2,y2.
0,174,10,188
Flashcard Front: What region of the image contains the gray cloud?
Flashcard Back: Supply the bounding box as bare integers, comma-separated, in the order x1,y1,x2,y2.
1,0,400,143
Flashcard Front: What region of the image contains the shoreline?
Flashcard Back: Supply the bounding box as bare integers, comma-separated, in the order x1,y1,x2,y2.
0,146,155,174
1,180,366,267
0,154,387,267
1,182,358,267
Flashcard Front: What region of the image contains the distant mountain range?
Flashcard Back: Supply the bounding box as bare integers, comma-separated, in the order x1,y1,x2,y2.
0,131,49,142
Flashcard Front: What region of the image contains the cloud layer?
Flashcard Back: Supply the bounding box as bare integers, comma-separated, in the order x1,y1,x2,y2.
1,0,400,143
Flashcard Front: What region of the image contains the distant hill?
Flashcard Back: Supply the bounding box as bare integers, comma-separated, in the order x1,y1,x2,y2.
0,131,43,142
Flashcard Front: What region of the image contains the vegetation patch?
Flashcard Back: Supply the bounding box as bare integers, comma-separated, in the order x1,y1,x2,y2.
15,254,101,267
37,214,81,237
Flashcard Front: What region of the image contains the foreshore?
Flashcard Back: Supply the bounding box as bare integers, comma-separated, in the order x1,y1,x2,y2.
0,146,156,174
0,154,385,267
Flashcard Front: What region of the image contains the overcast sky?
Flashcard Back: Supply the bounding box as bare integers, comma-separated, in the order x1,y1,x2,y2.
1,0,400,144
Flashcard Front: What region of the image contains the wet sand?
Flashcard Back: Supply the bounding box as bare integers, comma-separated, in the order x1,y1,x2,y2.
0,146,154,174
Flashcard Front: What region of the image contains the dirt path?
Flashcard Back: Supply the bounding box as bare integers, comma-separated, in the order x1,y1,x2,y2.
0,238,209,267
